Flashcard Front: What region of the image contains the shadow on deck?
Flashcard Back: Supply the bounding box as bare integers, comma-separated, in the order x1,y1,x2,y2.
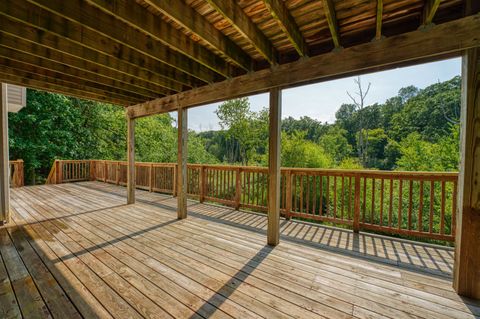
1,181,479,319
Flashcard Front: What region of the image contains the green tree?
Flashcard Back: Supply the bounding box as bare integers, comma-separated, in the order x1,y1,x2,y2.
318,126,352,164
281,131,333,168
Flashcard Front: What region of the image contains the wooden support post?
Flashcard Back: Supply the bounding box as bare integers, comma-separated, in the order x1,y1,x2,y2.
235,167,241,210
177,107,188,219
353,174,361,233
453,47,480,299
267,87,282,246
127,114,135,204
285,170,292,220
0,83,9,224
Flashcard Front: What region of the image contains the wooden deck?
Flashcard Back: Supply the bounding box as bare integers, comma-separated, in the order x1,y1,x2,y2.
1,181,479,319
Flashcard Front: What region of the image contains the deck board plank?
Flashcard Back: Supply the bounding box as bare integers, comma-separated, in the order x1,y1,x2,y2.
1,182,479,319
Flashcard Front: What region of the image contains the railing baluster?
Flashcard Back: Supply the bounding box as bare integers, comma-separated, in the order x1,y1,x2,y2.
398,179,403,230
333,176,337,219
440,180,446,235
452,181,457,236
353,174,360,232
371,178,375,224
388,178,393,227
430,180,434,234
418,180,424,232
408,180,413,230
379,178,384,226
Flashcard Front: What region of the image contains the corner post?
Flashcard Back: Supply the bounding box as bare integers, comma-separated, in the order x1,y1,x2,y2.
453,47,480,299
127,112,135,204
177,105,188,219
268,87,282,246
0,84,10,224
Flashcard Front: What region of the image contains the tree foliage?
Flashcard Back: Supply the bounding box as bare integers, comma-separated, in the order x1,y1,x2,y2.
9,90,216,184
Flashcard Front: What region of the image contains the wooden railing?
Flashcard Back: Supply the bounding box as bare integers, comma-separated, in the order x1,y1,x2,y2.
46,160,94,184
9,160,24,188
47,160,459,241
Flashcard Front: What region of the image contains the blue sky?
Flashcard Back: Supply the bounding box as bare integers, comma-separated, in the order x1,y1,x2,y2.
183,57,461,131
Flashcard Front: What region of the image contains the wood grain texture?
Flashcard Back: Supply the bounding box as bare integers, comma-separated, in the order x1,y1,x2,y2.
177,106,188,219
453,47,480,299
128,15,480,118
2,181,478,318
267,88,281,246
204,0,277,64
127,114,135,204
0,84,8,223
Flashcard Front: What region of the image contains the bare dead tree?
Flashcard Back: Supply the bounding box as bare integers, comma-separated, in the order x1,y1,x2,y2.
436,79,460,125
347,76,372,167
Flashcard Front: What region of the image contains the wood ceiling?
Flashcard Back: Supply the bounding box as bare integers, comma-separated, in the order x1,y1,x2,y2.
0,0,473,106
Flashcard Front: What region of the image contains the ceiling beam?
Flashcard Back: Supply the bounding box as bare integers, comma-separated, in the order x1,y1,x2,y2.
0,32,168,98
263,0,307,56
0,18,189,93
25,0,220,83
204,0,277,64
128,15,480,118
0,58,148,103
1,1,218,85
321,0,341,49
0,71,135,106
375,0,384,40
0,45,160,100
422,0,442,25
84,0,237,77
138,0,251,71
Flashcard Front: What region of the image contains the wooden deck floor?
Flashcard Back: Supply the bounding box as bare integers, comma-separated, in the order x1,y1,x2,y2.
1,181,479,318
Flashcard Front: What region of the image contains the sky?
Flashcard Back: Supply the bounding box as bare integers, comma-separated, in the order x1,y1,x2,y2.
181,57,461,131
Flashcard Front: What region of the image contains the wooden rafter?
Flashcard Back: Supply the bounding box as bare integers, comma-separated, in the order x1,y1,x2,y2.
0,30,179,97
0,65,144,104
84,0,235,77
0,71,135,105
0,56,153,103
422,0,442,25
141,0,251,71
3,0,218,84
0,6,197,91
204,0,277,65
321,0,341,49
24,0,220,83
0,33,167,99
375,0,384,40
263,0,307,56
127,15,480,118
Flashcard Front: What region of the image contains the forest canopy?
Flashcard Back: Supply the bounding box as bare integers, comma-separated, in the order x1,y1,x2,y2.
8,76,461,184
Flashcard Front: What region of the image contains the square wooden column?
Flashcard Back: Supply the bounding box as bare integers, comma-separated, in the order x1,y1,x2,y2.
127,113,135,204
453,47,480,299
267,88,282,246
0,84,10,224
177,106,188,219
